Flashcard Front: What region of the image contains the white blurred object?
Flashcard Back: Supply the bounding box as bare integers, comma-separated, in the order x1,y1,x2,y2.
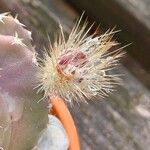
33,115,69,150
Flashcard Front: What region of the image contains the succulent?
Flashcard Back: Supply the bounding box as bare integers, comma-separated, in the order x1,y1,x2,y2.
0,12,68,150
0,12,124,150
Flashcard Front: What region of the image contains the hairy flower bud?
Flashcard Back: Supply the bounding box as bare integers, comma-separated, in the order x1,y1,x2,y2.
37,15,125,103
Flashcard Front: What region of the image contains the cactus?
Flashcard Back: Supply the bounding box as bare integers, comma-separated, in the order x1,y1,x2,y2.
0,12,48,150
0,12,124,150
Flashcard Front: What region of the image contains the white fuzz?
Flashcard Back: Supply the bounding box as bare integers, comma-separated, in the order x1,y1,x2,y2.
36,16,125,103
11,32,26,47
0,12,9,24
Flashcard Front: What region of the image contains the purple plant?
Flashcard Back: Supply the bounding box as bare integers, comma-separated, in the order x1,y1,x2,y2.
0,12,68,150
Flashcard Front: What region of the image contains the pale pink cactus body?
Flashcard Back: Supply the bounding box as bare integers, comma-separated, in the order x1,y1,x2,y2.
0,13,48,150
0,13,43,150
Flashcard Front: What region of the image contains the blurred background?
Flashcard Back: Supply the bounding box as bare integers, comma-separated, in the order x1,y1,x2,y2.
0,0,150,149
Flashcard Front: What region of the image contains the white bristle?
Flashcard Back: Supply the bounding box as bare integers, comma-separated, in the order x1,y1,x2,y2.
36,15,125,103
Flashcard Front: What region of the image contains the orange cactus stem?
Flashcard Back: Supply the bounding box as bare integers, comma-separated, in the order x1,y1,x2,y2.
49,96,80,150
